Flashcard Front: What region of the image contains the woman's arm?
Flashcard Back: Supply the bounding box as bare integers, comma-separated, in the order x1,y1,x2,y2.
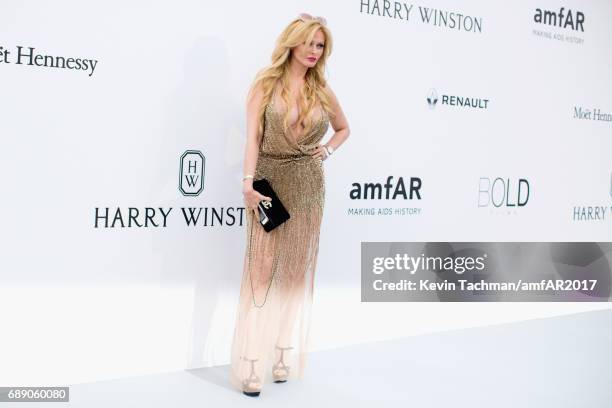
323,84,350,153
242,84,264,189
242,83,271,208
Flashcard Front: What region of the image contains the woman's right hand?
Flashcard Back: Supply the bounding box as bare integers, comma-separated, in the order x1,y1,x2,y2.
242,185,272,212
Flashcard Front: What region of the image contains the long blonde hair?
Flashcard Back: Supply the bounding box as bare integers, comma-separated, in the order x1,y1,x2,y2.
247,16,334,141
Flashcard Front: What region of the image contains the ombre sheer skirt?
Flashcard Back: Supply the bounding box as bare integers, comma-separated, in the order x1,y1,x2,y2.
229,196,323,392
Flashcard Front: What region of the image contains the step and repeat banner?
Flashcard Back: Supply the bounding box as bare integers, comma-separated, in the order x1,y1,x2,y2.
1,0,611,385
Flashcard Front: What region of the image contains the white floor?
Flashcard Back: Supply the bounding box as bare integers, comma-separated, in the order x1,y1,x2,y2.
17,308,612,407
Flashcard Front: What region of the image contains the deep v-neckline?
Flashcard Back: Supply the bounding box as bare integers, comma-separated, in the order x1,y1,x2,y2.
268,96,327,145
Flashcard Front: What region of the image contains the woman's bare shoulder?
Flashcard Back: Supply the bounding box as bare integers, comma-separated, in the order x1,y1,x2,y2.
248,81,264,101
322,82,339,106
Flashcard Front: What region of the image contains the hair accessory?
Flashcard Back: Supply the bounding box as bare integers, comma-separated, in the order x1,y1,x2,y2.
298,12,327,26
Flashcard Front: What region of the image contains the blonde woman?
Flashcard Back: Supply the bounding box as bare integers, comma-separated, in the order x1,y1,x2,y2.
230,13,350,397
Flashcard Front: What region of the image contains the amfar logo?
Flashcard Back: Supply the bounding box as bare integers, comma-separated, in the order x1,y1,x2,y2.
573,106,612,123
534,8,585,31
427,88,489,110
350,176,422,200
478,177,530,210
359,1,483,33
532,7,585,45
179,150,205,196
347,176,423,216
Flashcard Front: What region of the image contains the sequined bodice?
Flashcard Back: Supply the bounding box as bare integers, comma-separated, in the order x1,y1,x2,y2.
259,99,330,159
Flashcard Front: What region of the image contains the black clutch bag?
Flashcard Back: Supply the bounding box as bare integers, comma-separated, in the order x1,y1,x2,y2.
252,178,290,232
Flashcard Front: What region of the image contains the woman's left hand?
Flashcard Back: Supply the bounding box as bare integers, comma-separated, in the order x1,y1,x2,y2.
310,144,329,161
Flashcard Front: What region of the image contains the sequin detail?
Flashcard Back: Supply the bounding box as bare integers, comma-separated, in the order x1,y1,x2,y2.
230,98,330,393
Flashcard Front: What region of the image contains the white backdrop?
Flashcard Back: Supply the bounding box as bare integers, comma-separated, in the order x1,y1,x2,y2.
1,0,611,385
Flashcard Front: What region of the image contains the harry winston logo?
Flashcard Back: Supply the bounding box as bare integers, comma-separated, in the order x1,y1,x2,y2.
427,88,438,109
179,150,205,196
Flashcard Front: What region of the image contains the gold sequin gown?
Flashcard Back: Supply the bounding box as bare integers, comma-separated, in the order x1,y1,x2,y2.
230,95,329,393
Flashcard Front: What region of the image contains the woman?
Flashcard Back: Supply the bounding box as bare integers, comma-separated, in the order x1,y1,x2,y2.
230,13,350,397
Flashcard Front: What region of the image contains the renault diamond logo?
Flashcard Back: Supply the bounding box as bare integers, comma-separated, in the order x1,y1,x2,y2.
427,88,438,109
